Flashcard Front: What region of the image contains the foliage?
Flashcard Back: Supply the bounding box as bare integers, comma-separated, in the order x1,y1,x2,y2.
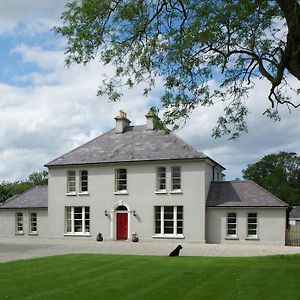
242,151,300,205
0,171,48,203
1,254,300,299
55,0,300,139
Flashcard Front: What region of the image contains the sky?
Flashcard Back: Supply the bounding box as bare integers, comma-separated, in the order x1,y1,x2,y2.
0,1,299,182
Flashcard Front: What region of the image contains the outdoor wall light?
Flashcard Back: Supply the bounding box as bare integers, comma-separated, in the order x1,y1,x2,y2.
104,210,108,216
133,210,136,217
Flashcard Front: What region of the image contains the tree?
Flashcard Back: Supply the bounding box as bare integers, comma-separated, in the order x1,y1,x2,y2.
0,171,48,203
242,152,300,205
55,0,300,138
28,171,48,186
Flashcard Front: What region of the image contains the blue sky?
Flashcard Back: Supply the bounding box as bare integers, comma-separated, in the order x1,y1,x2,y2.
0,1,299,182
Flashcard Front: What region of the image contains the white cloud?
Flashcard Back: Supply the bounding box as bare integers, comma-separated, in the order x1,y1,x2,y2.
0,44,160,181
0,0,66,35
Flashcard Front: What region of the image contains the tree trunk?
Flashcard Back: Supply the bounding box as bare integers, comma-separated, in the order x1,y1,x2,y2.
276,0,300,80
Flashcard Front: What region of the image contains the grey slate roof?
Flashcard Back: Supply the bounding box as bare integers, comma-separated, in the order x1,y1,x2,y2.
290,206,300,218
46,125,224,168
0,186,48,209
206,181,288,207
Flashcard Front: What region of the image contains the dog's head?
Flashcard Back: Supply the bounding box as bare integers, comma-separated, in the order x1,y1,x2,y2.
177,245,183,250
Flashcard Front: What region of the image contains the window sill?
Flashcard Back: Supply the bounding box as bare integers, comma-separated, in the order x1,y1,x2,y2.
66,192,77,196
78,192,89,196
28,232,38,236
246,236,259,241
64,233,91,237
170,190,182,194
114,190,128,195
152,234,185,239
15,232,24,236
155,190,167,194
225,236,239,240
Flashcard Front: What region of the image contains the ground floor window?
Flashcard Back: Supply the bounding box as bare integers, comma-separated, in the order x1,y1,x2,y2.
15,212,23,234
247,213,258,237
227,212,237,237
154,206,183,236
29,212,38,234
65,206,90,235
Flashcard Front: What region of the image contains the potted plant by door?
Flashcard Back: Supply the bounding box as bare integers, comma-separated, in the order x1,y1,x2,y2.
132,232,139,242
96,233,103,242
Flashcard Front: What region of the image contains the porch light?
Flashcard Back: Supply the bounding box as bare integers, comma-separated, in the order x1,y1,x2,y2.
133,210,136,217
104,210,108,216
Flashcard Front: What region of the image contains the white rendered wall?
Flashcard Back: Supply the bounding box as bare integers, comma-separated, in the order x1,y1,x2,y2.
206,207,286,246
48,160,208,242
0,209,48,236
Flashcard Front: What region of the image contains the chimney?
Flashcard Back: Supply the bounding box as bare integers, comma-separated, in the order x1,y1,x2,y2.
145,108,158,130
115,110,131,133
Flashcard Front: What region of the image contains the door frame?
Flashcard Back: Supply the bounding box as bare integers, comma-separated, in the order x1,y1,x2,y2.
110,201,131,240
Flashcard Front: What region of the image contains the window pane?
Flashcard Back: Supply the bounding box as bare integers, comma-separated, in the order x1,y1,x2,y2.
157,167,166,190
30,212,37,232
116,169,127,191
247,213,257,236
227,213,237,235
80,170,88,192
67,171,76,192
172,167,181,190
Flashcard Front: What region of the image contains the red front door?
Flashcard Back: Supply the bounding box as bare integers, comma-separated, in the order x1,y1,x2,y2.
117,213,128,240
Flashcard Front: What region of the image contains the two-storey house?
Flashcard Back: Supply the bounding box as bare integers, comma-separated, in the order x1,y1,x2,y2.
0,110,288,245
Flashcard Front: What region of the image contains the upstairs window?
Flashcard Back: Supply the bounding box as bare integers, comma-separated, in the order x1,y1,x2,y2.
247,213,258,237
67,170,76,193
156,167,166,191
80,170,88,192
115,169,127,191
171,166,181,190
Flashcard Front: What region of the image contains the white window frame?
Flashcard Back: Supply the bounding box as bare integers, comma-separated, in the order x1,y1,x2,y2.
171,166,181,192
29,212,38,234
15,212,24,234
115,168,127,193
247,212,258,238
67,170,76,195
153,206,184,238
79,170,88,194
226,212,238,238
156,167,167,192
65,206,90,236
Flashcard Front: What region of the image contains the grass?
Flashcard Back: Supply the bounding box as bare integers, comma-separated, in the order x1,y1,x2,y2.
0,254,299,300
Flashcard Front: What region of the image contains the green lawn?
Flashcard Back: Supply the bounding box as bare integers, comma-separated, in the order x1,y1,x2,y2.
0,254,299,300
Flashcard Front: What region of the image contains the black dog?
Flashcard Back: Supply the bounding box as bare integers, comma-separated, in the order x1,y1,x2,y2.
168,245,183,256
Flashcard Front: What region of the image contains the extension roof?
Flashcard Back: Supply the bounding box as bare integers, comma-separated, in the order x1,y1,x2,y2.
206,181,288,207
46,125,225,169
290,206,300,219
0,186,48,209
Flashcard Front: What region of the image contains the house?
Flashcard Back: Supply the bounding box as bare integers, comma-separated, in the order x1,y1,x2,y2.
289,206,300,227
0,186,48,236
0,110,288,245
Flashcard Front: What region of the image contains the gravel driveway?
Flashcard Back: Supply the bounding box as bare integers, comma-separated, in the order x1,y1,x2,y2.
1,236,300,263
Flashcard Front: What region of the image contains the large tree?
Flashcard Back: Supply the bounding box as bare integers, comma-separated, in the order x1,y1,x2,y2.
242,152,300,205
55,0,300,138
